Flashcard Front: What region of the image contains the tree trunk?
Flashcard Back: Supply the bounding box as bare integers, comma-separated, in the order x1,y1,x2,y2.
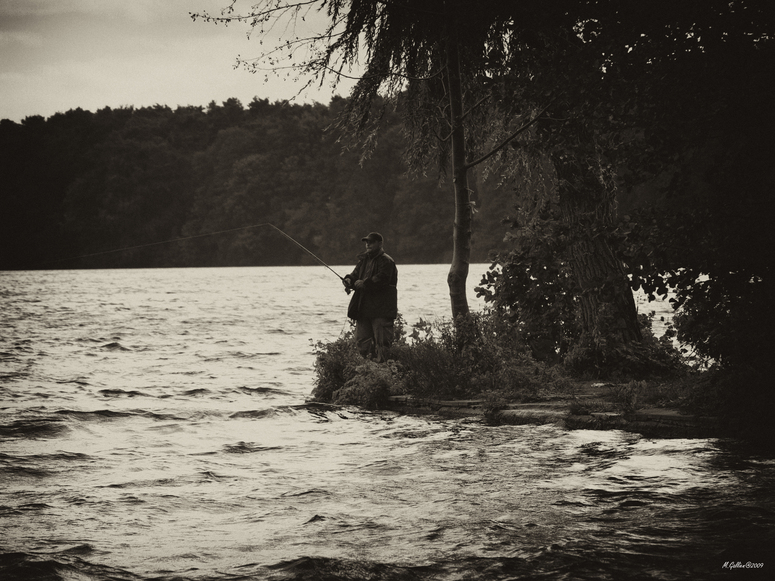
445,29,472,320
559,182,642,345
567,228,643,344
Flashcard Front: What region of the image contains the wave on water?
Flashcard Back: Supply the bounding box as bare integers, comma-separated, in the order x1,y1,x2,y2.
0,464,53,479
98,388,147,397
0,373,27,385
222,441,283,454
229,409,278,419
0,550,142,581
180,388,211,397
100,342,130,351
237,386,292,396
53,409,183,422
0,418,69,439
227,350,283,359
56,378,90,386
1,450,89,462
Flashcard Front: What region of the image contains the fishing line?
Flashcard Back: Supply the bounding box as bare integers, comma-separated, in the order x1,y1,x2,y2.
45,223,347,282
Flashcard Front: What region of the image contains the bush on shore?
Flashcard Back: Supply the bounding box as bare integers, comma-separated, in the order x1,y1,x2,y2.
312,312,578,408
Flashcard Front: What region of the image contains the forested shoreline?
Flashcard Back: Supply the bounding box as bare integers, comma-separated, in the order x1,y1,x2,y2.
0,96,513,270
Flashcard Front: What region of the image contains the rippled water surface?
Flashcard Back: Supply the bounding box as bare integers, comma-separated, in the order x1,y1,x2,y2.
2,266,773,580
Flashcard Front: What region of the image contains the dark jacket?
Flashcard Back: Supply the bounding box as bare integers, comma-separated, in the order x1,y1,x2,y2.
345,249,398,320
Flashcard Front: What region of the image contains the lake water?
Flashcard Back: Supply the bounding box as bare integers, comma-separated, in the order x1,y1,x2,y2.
1,265,773,580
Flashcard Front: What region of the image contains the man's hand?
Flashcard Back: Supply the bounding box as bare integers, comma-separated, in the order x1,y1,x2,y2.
354,279,365,290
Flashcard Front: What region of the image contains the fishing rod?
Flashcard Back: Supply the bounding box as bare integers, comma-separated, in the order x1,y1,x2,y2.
43,223,350,286
261,223,347,285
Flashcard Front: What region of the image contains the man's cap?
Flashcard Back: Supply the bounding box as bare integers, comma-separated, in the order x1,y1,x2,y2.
361,232,383,243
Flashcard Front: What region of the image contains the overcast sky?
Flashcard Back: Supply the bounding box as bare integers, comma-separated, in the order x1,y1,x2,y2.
0,0,354,122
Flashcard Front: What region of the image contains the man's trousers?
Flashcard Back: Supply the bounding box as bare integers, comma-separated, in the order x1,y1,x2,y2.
355,318,395,363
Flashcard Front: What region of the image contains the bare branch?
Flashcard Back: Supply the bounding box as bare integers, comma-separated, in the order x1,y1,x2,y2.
462,94,491,120
432,126,452,143
464,100,555,170
436,103,452,130
190,1,322,25
318,63,445,82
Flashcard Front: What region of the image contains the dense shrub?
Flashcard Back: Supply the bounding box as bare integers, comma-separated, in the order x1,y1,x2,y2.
476,210,579,364
562,312,688,380
312,312,567,407
310,331,363,403
478,233,689,382
330,360,403,409
311,316,407,405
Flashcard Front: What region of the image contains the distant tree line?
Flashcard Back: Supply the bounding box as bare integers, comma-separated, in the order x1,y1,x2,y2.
0,96,514,270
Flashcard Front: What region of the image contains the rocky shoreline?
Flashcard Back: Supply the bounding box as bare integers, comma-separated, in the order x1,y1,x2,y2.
384,388,721,439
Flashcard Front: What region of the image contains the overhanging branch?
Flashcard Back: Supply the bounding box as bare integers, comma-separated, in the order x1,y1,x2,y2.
463,100,555,170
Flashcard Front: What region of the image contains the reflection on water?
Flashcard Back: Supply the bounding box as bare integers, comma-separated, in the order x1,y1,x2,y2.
1,266,773,580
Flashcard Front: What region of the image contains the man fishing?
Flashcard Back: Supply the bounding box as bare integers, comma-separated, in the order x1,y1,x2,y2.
343,232,398,363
